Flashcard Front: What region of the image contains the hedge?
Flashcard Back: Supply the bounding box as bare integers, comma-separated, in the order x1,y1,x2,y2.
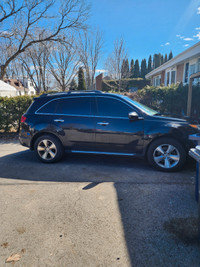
0,84,200,132
0,91,59,132
128,83,200,119
0,96,33,132
102,78,150,92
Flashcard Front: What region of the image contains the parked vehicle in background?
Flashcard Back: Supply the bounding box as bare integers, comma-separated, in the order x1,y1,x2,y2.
19,91,200,172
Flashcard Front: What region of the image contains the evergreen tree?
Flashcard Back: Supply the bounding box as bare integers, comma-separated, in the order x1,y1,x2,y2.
164,54,168,63
147,55,152,73
121,59,126,78
121,58,129,78
130,59,134,78
161,55,164,65
69,78,77,91
125,59,129,77
168,51,173,60
134,59,140,78
141,59,147,78
153,54,161,69
78,67,86,90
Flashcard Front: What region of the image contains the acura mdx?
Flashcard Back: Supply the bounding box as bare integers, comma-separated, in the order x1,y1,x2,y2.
19,90,200,172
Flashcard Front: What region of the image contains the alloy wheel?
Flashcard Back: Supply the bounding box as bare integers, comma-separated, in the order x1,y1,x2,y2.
37,139,57,160
153,144,180,169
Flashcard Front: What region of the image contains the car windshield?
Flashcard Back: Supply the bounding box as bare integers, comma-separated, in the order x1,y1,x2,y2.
121,96,158,116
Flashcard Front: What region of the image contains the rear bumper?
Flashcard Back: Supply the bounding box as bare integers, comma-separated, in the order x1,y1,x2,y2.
19,134,31,148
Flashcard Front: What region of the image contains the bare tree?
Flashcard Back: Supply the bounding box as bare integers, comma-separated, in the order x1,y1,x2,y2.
78,30,103,89
0,0,89,80
105,38,127,91
19,42,52,93
0,0,23,23
48,39,79,91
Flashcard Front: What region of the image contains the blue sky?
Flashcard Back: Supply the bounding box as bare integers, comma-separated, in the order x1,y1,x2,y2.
88,0,200,71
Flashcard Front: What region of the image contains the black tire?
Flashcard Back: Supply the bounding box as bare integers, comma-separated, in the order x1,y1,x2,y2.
147,137,186,172
34,134,64,163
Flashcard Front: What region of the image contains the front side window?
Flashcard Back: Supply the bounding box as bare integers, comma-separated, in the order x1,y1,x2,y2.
56,97,91,116
96,97,132,118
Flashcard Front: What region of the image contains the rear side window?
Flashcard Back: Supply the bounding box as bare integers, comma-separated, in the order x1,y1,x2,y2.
56,97,91,115
96,97,132,117
37,99,58,114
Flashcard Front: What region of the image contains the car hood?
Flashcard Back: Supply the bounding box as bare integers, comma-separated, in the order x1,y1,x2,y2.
150,114,188,123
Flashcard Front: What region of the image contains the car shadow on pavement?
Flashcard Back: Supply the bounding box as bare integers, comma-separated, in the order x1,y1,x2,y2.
0,149,195,183
0,148,198,266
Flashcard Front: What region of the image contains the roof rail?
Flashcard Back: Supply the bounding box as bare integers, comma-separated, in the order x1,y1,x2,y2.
67,90,103,94
39,90,103,97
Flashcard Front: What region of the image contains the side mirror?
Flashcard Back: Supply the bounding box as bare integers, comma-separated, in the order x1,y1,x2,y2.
128,111,143,121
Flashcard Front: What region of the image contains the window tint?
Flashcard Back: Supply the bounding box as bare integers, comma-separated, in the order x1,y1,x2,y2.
56,97,91,115
96,97,132,117
37,99,58,114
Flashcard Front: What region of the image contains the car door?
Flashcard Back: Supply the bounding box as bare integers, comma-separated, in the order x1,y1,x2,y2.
53,96,95,151
94,96,144,154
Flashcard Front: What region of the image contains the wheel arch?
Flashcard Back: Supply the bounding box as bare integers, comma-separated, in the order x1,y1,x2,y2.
30,132,63,150
144,133,187,159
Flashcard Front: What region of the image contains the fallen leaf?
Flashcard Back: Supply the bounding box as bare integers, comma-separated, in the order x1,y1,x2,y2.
5,253,21,263
1,242,8,248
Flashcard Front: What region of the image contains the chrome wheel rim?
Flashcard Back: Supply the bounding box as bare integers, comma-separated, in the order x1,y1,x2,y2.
153,144,180,169
37,139,57,160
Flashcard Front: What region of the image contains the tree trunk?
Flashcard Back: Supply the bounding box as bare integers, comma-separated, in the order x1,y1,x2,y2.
0,65,6,80
118,79,121,93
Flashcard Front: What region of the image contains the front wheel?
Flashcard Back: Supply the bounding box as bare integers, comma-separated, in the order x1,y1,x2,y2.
147,138,186,172
34,135,64,163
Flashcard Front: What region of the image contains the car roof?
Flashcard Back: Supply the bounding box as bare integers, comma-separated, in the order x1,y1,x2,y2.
35,90,123,101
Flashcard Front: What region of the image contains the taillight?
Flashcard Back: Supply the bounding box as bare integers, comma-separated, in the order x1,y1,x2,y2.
21,115,27,123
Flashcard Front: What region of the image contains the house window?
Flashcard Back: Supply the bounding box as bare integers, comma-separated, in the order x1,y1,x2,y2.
171,71,176,84
197,58,200,72
153,75,161,86
184,62,189,83
166,72,170,85
189,64,196,77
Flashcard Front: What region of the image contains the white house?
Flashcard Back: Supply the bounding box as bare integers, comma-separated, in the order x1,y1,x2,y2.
0,80,17,97
4,78,36,96
20,78,36,95
146,41,200,86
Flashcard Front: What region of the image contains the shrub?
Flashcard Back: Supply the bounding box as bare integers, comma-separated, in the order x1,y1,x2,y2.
130,83,200,118
0,95,33,132
102,78,150,92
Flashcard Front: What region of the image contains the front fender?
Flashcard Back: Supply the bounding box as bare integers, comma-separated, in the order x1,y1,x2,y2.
143,120,190,155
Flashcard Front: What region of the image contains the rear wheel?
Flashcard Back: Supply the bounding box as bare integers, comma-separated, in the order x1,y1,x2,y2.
147,138,186,172
34,135,64,163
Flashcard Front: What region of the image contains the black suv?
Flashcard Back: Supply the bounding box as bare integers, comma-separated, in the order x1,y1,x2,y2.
19,91,199,171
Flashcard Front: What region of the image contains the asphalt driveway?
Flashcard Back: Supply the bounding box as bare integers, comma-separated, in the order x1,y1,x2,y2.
0,140,200,266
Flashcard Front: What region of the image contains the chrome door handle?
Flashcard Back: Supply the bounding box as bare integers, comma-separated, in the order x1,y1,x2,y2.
97,122,109,126
54,119,64,123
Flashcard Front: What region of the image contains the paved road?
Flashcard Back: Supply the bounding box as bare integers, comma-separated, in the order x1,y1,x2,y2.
0,141,199,267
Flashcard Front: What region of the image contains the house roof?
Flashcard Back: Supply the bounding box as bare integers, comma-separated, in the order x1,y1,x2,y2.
4,78,28,92
146,41,200,79
0,80,17,92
